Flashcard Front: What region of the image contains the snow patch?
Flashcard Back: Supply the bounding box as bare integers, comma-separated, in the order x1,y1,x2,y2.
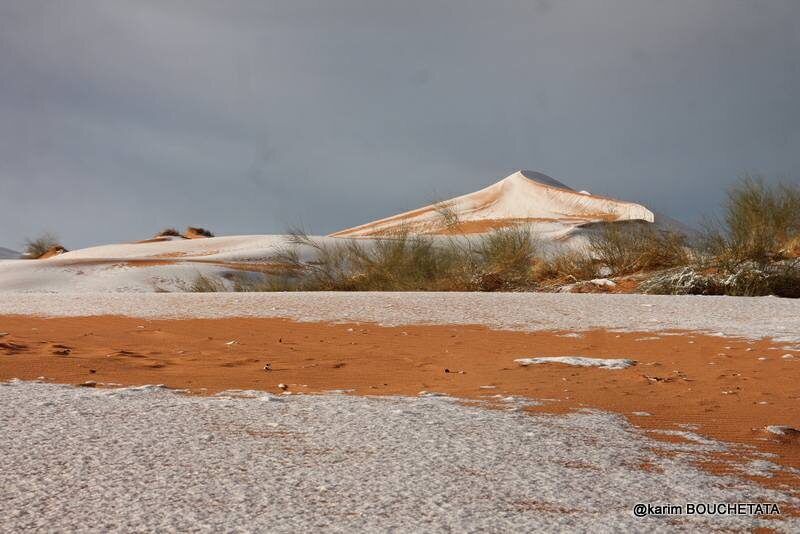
515,356,637,369
1,293,800,344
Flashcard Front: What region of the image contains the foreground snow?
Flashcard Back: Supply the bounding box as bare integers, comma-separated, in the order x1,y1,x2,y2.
1,292,799,343
1,381,796,533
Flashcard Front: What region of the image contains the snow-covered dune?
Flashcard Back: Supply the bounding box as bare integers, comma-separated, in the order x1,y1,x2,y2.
0,234,417,292
0,170,691,293
331,170,666,238
0,235,322,293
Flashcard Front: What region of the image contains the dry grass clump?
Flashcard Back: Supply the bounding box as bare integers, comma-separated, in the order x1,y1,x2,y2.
641,176,800,298
706,176,800,265
433,201,461,231
186,227,215,238
155,228,183,238
154,227,215,239
471,227,537,290
23,233,65,259
587,222,690,276
530,251,597,286
276,230,475,291
193,226,541,292
191,273,228,292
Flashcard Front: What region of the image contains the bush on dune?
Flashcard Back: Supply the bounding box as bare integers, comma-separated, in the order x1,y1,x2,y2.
433,200,461,231
23,233,65,259
277,229,476,291
186,227,215,238
191,226,542,292
155,228,183,238
154,227,215,239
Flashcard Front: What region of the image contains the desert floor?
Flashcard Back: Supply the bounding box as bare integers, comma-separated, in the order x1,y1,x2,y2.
1,293,799,532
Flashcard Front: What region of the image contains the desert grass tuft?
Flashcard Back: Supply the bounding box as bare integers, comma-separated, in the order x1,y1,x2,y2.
262,227,542,291
191,273,227,292
155,228,182,238
23,233,65,259
433,201,461,231
186,226,215,238
531,250,597,286
706,176,800,265
588,222,690,275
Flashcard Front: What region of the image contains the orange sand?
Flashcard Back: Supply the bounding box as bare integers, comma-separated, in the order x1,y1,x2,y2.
1,315,799,494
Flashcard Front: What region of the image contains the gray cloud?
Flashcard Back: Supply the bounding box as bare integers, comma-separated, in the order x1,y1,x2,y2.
1,0,798,248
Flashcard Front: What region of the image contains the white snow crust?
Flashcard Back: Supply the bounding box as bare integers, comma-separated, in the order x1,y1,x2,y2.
515,356,637,369
1,381,797,533
0,292,798,342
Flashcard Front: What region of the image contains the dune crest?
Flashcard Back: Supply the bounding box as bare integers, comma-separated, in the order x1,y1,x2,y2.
331,170,655,237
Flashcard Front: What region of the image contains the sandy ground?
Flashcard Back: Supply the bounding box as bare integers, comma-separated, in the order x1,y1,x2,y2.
1,315,799,474
1,292,799,343
2,293,799,531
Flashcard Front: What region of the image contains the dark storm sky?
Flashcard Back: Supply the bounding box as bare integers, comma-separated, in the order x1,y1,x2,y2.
1,0,798,248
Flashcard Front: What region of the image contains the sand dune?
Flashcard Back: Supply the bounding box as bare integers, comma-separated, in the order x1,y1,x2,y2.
0,170,694,293
331,170,667,237
0,235,312,292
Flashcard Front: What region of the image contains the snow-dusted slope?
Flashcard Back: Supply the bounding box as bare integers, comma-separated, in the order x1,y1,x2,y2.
331,170,656,238
0,234,394,293
0,247,20,259
0,235,318,293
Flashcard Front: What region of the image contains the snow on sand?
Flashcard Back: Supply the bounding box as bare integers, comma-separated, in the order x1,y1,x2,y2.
515,356,637,369
1,381,797,533
1,292,798,342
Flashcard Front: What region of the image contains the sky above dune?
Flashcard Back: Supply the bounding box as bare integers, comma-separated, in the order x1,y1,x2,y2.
1,0,799,249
